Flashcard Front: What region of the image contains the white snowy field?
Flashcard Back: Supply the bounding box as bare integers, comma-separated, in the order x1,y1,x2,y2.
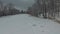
0,14,60,34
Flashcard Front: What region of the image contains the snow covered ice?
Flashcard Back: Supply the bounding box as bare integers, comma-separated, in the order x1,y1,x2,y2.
0,14,60,34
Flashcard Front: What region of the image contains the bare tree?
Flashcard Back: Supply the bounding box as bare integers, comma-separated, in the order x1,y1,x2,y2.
0,0,4,16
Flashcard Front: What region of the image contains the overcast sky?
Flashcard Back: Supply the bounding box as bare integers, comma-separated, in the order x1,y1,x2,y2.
2,0,34,10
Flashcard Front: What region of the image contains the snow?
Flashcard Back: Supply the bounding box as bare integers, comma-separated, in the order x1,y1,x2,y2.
0,14,60,34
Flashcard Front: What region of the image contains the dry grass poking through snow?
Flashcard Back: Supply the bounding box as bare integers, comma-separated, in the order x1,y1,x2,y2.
48,16,55,20
55,18,60,24
48,16,60,24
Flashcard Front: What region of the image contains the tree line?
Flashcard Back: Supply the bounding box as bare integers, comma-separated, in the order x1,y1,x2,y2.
0,0,21,17
27,0,60,19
